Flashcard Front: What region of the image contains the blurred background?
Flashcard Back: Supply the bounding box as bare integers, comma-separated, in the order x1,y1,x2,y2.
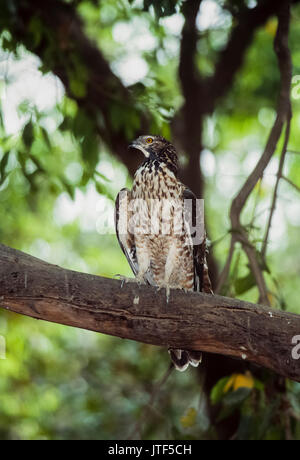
0,0,299,440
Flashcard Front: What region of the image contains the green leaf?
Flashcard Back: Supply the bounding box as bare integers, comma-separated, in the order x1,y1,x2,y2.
236,415,256,440
0,151,10,185
256,397,281,440
81,136,99,171
40,127,51,149
60,178,75,200
58,115,73,132
234,272,256,295
80,170,92,187
95,171,111,182
68,54,88,99
287,392,300,417
180,408,197,428
28,16,43,49
28,154,46,173
109,102,124,133
223,387,252,407
73,110,92,140
217,388,252,422
95,181,114,201
69,77,87,99
22,120,34,149
210,376,230,405
143,0,177,17
2,36,16,53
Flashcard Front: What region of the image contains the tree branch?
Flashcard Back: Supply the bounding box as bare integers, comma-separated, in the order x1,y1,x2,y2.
177,0,204,196
11,0,299,179
261,117,291,258
13,0,149,176
216,238,235,295
204,0,293,112
230,3,292,219
226,2,292,305
0,243,299,382
281,175,300,194
175,0,295,288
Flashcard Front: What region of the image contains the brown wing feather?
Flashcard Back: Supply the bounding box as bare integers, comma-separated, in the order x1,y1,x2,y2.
115,188,153,285
182,187,213,294
115,188,139,277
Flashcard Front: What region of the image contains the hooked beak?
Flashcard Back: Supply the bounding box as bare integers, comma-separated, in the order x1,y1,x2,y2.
128,142,150,158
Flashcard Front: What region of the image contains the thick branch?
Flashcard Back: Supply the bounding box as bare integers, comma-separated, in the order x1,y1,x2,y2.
0,244,299,382
177,0,204,196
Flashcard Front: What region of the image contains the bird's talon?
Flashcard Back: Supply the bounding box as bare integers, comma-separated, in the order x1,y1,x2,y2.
166,291,170,304
115,274,136,287
156,283,171,303
115,274,147,288
135,277,146,286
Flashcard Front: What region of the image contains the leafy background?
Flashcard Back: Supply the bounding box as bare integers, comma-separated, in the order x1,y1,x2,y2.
0,0,299,440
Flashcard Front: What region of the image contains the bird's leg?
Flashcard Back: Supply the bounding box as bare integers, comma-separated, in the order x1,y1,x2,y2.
115,250,150,287
134,246,151,285
115,274,137,287
156,282,171,303
115,274,147,287
157,243,178,303
156,282,181,303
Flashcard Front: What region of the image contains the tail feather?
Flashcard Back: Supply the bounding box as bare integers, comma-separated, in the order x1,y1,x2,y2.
187,350,202,367
168,348,202,372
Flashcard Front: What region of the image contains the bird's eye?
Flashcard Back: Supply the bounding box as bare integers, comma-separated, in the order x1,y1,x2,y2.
146,137,153,144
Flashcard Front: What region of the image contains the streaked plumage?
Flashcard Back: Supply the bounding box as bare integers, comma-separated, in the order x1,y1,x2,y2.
115,135,212,371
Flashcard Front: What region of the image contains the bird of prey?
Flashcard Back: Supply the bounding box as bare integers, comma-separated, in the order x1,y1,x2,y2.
115,135,212,371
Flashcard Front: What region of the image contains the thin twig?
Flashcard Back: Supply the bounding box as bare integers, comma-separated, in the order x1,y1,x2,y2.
262,117,291,258
281,175,300,194
216,237,236,294
227,2,292,306
204,0,291,113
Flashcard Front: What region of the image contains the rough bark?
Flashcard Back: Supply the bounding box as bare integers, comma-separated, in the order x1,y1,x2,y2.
0,243,299,382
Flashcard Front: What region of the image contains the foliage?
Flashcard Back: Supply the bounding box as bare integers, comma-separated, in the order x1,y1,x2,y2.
0,0,299,440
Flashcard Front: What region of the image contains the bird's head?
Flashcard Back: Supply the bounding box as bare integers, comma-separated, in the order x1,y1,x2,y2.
129,135,178,176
